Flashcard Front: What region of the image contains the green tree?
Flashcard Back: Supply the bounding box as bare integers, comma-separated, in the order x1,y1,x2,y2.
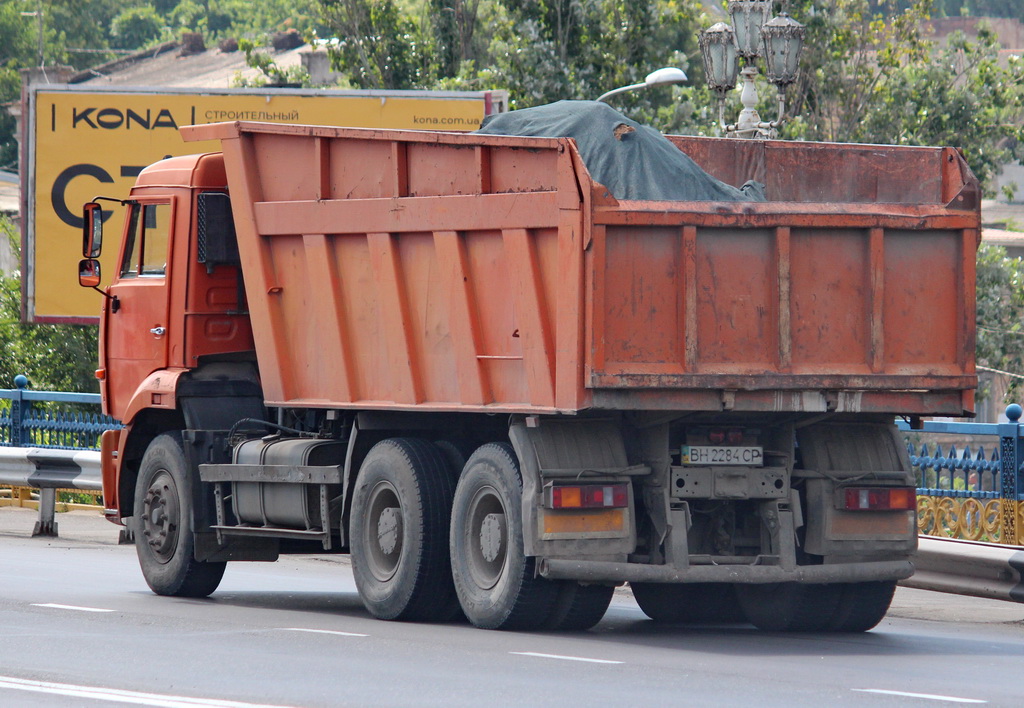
975,243,1024,402
0,217,98,393
461,0,702,119
783,0,1024,192
320,0,428,89
317,0,704,129
233,37,311,87
110,6,165,49
1,2,40,170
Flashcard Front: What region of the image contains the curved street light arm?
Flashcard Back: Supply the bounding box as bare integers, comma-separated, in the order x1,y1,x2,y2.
596,83,646,103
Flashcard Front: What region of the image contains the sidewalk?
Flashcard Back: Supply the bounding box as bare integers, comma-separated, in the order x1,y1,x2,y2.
0,506,122,546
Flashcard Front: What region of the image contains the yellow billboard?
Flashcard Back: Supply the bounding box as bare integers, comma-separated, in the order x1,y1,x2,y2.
27,87,506,322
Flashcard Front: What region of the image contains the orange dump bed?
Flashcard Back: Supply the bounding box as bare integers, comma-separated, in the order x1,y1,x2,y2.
182,122,979,416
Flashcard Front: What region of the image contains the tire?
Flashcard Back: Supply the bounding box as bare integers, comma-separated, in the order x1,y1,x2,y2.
450,443,558,630
433,439,473,482
825,581,896,632
134,433,226,598
735,582,842,632
544,582,614,631
349,438,459,622
631,583,744,624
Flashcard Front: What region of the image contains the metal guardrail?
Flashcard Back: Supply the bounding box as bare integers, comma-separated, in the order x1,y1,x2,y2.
0,447,102,536
0,375,119,536
903,537,1024,603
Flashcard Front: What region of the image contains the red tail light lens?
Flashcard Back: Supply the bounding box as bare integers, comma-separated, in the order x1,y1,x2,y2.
842,487,916,511
726,428,744,445
708,429,726,444
549,484,629,509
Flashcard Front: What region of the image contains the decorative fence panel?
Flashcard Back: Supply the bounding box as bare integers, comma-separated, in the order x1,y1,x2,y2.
0,375,120,450
901,404,1024,546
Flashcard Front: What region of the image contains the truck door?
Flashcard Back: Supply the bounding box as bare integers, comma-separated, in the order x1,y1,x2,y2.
105,200,174,419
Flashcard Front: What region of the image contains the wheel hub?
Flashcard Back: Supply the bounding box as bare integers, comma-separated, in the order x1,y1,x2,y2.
464,486,507,590
365,481,404,582
377,507,402,556
141,472,179,563
479,513,506,563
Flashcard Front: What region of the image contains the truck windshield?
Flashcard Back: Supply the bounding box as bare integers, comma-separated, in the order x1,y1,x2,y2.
120,202,171,278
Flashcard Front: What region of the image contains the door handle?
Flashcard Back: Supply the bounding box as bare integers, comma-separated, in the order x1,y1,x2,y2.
150,327,166,336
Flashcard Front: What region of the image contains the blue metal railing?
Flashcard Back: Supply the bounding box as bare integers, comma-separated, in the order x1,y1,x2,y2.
898,404,1024,545
0,375,121,450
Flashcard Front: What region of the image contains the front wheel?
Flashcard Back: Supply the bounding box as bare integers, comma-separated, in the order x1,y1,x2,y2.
450,443,558,630
134,433,225,597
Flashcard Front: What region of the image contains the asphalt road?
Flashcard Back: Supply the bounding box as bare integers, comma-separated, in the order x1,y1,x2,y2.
2,507,1023,708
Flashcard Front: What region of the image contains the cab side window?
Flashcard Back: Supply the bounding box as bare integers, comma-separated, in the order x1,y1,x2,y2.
120,203,171,278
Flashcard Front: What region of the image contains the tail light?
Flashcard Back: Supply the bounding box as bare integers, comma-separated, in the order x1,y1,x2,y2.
548,484,628,510
841,487,916,511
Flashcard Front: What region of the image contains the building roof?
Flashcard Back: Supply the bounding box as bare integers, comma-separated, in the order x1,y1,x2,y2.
70,40,308,89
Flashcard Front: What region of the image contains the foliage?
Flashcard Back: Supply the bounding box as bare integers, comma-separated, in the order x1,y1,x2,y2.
110,6,165,50
317,0,705,131
782,0,1024,194
0,218,98,393
320,0,429,89
931,1,1024,19
233,37,311,87
0,0,324,173
975,243,1024,402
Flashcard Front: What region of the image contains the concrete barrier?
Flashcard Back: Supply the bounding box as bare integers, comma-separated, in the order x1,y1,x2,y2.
902,536,1024,603
0,447,101,537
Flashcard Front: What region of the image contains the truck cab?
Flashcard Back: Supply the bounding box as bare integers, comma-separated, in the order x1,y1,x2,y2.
82,153,256,518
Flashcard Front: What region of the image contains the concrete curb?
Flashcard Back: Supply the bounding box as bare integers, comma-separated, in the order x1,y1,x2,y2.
902,536,1024,603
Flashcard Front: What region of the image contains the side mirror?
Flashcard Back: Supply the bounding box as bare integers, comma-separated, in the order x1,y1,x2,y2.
79,258,101,288
83,202,103,258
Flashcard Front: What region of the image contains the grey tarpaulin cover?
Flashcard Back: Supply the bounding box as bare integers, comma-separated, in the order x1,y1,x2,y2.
476,100,765,202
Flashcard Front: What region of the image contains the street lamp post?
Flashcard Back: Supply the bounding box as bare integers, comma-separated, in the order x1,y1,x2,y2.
698,0,805,139
596,67,689,103
20,1,45,69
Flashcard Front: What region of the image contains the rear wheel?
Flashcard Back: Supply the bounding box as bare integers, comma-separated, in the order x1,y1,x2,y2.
544,582,614,631
631,583,744,624
134,433,225,597
434,439,473,482
825,581,896,632
450,443,558,630
350,438,459,622
735,582,841,632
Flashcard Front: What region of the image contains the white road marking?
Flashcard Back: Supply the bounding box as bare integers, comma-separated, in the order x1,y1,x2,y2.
31,603,114,613
278,627,368,638
511,651,623,665
0,675,295,708
853,689,987,704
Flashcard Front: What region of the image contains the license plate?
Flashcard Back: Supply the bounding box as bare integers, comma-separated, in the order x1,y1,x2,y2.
681,445,763,466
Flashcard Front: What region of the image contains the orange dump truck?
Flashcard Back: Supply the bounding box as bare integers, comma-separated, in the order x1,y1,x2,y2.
80,117,979,632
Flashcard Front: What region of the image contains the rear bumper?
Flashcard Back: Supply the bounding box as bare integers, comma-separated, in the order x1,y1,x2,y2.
538,558,914,585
